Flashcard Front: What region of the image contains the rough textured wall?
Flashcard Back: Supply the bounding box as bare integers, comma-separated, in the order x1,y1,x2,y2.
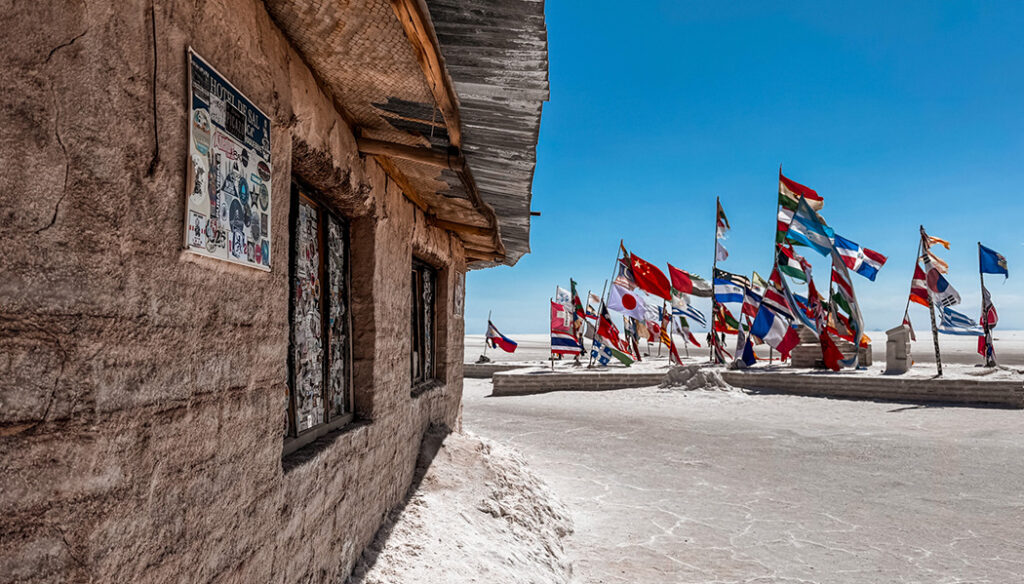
0,1,466,582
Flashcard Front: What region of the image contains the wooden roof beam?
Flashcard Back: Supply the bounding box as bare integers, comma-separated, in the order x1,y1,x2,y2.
428,217,493,238
357,137,463,170
373,155,431,214
389,0,464,148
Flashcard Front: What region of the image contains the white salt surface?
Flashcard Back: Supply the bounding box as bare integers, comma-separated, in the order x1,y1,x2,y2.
463,379,1024,584
348,431,573,584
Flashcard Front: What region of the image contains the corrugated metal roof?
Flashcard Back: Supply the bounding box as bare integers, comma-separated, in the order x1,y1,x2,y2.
426,0,550,265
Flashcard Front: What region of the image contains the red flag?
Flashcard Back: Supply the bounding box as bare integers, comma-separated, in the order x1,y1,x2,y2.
667,263,695,293
820,332,844,371
630,253,672,300
909,264,929,307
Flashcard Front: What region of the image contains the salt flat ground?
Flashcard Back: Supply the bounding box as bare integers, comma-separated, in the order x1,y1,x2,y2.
466,331,1024,368
462,379,1024,583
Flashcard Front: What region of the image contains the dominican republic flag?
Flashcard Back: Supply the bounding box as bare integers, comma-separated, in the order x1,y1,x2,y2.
938,306,983,336
550,300,583,354
750,304,800,359
486,321,517,353
777,244,808,282
786,197,834,257
608,283,647,320
833,235,887,281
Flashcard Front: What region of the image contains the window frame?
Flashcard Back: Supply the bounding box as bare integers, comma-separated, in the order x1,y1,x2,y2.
284,180,355,457
410,257,438,389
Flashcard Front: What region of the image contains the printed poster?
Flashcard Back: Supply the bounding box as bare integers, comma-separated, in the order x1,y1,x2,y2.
184,49,272,271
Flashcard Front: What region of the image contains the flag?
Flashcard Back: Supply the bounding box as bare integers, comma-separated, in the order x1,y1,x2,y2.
831,265,855,313
716,200,730,239
667,264,713,297
713,304,741,333
902,314,917,341
762,270,793,318
570,279,586,318
669,288,690,310
713,278,744,304
777,244,808,282
776,194,799,244
923,248,949,274
786,197,834,257
750,304,800,359
608,283,648,320
630,253,672,300
751,271,768,292
978,282,997,361
585,293,602,319
614,255,636,290
673,304,707,328
779,170,824,211
486,321,518,353
937,306,983,336
833,234,887,281
979,244,1008,278
555,286,571,306
740,336,757,367
981,283,998,328
909,263,929,307
590,338,613,366
714,268,750,288
922,254,961,307
596,305,631,356
677,316,701,347
550,300,583,354
819,331,845,371
741,287,762,319
716,241,729,262
927,235,950,250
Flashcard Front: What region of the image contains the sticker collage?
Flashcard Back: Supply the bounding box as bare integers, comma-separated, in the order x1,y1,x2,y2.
185,50,272,270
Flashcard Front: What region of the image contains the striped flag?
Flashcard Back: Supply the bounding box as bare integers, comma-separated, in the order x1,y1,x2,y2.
909,263,929,307
550,300,584,355
834,235,887,281
786,197,834,257
777,244,809,282
779,171,824,211
938,306,983,336
750,304,800,359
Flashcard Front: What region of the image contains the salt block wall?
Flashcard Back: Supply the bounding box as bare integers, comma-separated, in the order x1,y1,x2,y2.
0,1,466,582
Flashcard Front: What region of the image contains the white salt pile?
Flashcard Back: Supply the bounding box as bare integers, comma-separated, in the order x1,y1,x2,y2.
348,431,573,584
662,364,736,391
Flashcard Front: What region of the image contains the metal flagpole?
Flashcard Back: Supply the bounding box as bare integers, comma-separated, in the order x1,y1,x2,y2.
921,226,942,377
589,242,623,368
711,196,720,364
483,309,492,356
979,242,995,367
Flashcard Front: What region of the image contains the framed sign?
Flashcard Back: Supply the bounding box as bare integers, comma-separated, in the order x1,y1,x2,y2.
184,49,272,271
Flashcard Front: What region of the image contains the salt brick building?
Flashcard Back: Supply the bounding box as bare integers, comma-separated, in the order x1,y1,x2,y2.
0,1,548,581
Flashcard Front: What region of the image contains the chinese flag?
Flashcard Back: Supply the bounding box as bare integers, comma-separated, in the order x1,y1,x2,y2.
630,253,671,300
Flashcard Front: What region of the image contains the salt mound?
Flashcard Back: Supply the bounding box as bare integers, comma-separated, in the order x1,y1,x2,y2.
662,364,735,391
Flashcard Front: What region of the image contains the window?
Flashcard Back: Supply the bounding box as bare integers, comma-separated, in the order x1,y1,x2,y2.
410,259,436,387
285,181,352,455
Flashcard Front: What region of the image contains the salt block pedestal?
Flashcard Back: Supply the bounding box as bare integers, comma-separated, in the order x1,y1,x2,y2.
885,324,912,374
788,326,872,368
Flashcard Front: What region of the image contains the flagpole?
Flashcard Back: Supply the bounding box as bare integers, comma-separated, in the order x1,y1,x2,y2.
979,242,995,367
483,309,492,357
589,242,623,368
903,237,923,323
921,226,942,377
711,196,720,364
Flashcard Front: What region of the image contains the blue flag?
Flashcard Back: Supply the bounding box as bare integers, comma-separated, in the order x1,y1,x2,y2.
786,197,835,257
979,244,1008,278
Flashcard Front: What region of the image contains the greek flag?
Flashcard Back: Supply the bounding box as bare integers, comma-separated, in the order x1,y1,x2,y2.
672,304,706,328
938,306,983,336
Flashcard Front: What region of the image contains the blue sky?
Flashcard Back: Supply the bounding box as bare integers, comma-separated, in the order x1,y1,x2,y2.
466,1,1024,334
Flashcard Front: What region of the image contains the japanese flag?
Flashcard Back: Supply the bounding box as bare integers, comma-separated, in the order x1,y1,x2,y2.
608,283,648,320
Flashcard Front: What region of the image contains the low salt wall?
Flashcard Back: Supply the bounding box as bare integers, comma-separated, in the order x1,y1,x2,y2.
491,369,666,396
464,363,531,378
721,371,1024,409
